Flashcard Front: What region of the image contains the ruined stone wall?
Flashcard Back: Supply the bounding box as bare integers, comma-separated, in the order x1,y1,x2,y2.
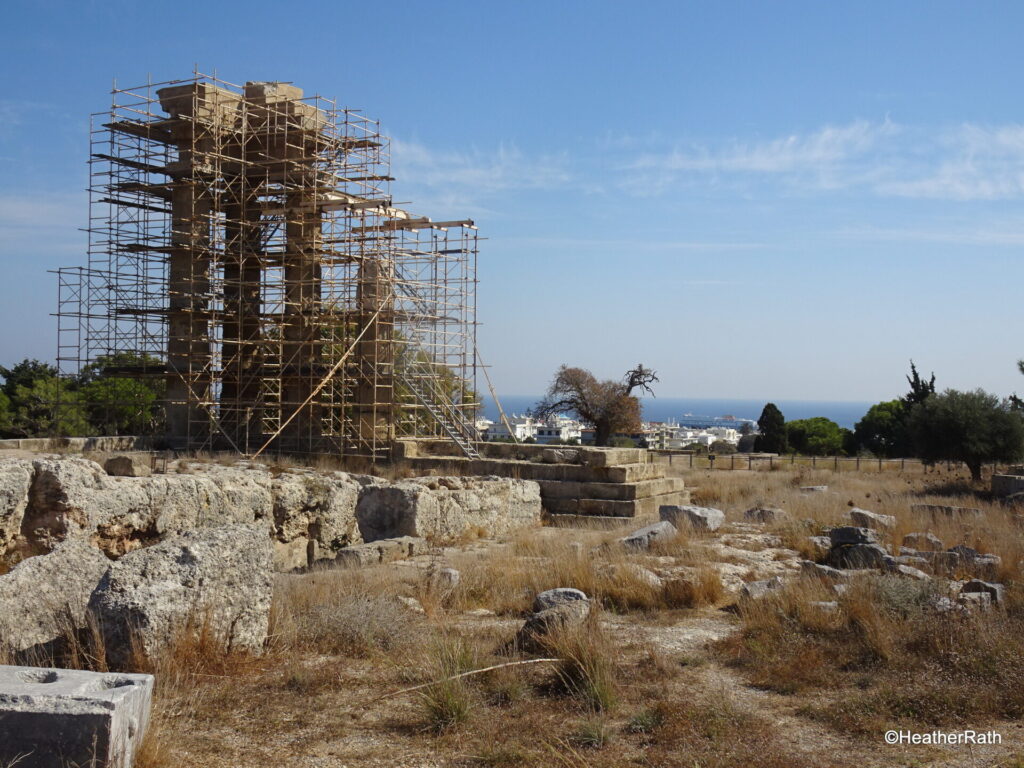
0,457,542,572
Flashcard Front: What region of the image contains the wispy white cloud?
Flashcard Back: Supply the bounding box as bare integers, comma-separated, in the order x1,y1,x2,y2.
620,120,1024,202
0,192,87,258
500,236,767,252
391,139,571,217
836,223,1024,246
877,124,1024,200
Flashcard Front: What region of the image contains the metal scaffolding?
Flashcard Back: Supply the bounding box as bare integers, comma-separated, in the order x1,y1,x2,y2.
56,71,480,460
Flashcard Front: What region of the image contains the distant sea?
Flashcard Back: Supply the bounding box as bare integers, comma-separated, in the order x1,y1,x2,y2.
482,396,874,430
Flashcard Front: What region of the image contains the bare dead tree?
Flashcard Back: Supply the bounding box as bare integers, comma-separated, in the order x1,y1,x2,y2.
532,363,658,446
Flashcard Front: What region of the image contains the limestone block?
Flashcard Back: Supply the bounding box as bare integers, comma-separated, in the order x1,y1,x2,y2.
744,506,787,523
740,576,784,599
103,455,151,478
22,459,275,557
910,503,983,518
0,541,110,657
533,587,589,613
798,560,849,583
849,508,895,531
992,474,1024,497
827,543,888,569
0,665,153,768
828,526,879,547
660,504,725,531
355,477,541,542
620,520,677,551
540,448,579,464
902,532,944,551
516,600,591,651
89,524,272,666
807,536,832,561
0,458,32,557
271,471,362,563
961,579,1005,606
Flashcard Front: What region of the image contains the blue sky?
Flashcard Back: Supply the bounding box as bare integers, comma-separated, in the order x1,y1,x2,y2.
1,1,1022,402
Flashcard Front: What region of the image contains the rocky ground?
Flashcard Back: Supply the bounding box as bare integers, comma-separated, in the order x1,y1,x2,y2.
3,454,1024,767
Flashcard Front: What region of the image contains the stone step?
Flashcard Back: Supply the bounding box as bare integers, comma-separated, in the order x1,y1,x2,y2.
545,514,645,529
403,456,666,484
537,476,685,501
542,490,691,519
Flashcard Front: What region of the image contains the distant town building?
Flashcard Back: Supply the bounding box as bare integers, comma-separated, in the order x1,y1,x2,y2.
477,414,582,444
641,420,744,450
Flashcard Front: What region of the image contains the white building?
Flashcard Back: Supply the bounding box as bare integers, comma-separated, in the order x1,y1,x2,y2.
643,421,742,450
533,415,583,444
478,414,539,442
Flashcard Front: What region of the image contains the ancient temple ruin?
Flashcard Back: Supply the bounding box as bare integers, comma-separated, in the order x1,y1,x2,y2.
56,72,480,460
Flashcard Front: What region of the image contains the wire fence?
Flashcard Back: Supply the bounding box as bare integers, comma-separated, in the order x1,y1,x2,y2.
649,451,1012,475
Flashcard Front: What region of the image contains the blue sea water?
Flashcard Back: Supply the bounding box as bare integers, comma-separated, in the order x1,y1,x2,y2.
482,396,874,430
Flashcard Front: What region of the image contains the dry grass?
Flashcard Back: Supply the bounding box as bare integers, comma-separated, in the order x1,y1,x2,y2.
540,611,618,712
446,527,724,618
718,573,1024,731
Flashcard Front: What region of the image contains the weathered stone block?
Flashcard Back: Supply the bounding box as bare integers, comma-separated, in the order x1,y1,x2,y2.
849,508,895,531
740,576,784,599
103,455,151,478
961,579,1005,606
659,505,725,531
992,474,1024,498
533,587,588,613
89,524,272,666
620,520,677,551
799,560,848,582
828,543,888,569
0,664,153,768
355,477,541,542
744,506,787,523
910,503,983,518
0,459,33,558
0,541,110,658
828,526,879,547
902,532,943,551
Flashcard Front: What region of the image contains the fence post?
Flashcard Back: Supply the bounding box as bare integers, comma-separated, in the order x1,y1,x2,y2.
730,455,735,470
748,455,753,470
770,456,774,469
901,458,905,471
878,458,882,471
689,453,693,469
856,456,860,471
812,456,816,469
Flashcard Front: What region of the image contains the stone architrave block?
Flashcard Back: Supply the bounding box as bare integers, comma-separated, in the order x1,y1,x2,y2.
0,664,154,768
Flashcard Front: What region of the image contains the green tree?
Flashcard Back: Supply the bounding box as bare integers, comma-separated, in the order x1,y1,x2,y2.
709,440,737,455
736,433,757,452
0,391,11,435
754,403,787,454
9,378,91,438
903,360,936,408
80,377,160,435
906,388,1024,482
786,417,846,456
77,352,166,436
1011,359,1024,410
854,400,909,457
533,364,657,447
0,359,58,400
